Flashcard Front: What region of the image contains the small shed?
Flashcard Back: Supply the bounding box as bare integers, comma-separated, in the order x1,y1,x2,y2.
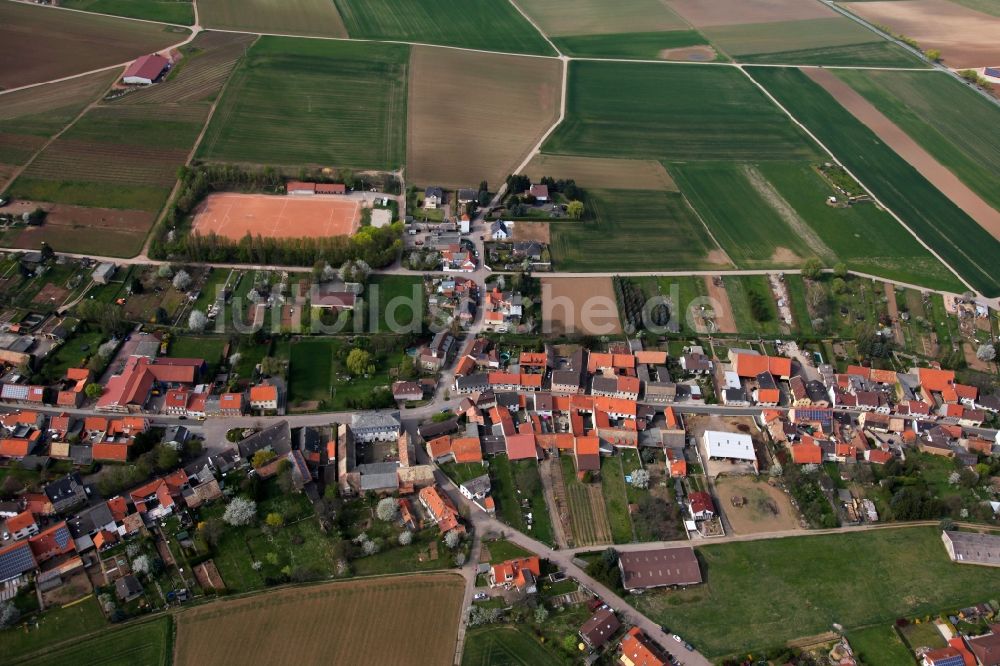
92,262,116,284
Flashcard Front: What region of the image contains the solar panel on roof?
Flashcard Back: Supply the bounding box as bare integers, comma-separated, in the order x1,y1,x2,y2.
0,542,35,580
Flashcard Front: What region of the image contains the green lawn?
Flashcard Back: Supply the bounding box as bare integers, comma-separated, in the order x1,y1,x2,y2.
43,329,105,376
490,457,553,545
784,275,815,336
725,275,782,336
748,66,1000,296
545,61,819,161
366,275,423,333
288,337,334,405
847,624,914,666
440,461,489,485
0,596,107,662
349,527,453,576
59,0,194,24
11,616,172,666
462,626,563,666
633,526,1000,659
166,335,227,363
332,0,555,55
549,188,722,271
600,455,633,544
198,37,409,169
834,69,1000,213
484,539,533,563
641,276,709,335
552,30,712,60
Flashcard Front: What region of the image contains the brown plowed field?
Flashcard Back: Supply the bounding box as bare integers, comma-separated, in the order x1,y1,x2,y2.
407,46,561,189
541,276,622,336
174,574,464,666
0,2,187,89
841,0,1000,68
704,276,737,334
524,154,678,191
805,68,1000,240
3,200,154,256
192,192,361,240
667,0,834,27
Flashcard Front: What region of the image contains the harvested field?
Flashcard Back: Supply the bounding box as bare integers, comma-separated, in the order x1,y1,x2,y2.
841,0,1000,67
545,61,820,161
192,193,361,240
661,45,719,61
333,0,553,55
804,68,1000,241
704,276,737,334
4,201,154,256
548,189,724,271
524,154,677,191
713,476,802,534
111,31,256,105
511,222,550,245
199,0,347,37
175,574,464,666
517,0,687,36
0,2,187,90
407,46,560,189
199,37,408,169
667,0,835,27
833,69,1000,214
701,17,880,56
541,276,621,336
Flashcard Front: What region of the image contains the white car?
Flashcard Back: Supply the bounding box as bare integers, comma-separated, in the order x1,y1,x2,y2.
672,634,683,643
473,593,488,601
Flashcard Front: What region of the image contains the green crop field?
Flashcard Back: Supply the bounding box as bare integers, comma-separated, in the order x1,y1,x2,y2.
748,66,1000,296
13,104,205,212
702,17,881,57
755,161,961,290
545,61,819,161
516,0,687,37
552,30,712,59
739,40,922,67
847,624,914,666
366,275,423,333
11,616,173,666
462,626,562,666
549,188,724,271
0,596,107,663
332,0,554,55
59,0,194,25
672,162,820,268
634,527,1000,659
834,69,1000,213
198,0,348,37
198,37,407,169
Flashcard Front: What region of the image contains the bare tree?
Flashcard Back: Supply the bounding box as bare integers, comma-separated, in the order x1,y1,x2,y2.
223,497,257,526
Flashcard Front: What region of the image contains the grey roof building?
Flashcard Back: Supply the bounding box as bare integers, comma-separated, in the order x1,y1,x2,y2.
350,411,401,442
237,420,292,459
942,530,1000,567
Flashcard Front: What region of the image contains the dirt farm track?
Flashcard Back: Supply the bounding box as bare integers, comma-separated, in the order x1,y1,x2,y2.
174,574,465,666
191,192,361,240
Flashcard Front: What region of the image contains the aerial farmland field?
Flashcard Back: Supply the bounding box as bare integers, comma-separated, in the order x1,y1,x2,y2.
544,61,820,161
58,0,194,25
174,574,465,666
552,30,716,60
198,37,407,170
525,154,678,191
407,46,561,189
0,2,188,89
736,40,922,67
671,162,827,268
332,0,554,55
111,31,257,106
198,0,347,38
10,616,172,666
0,69,118,183
517,0,687,36
633,526,1000,659
748,66,1000,296
14,103,206,212
548,188,726,271
833,69,1000,214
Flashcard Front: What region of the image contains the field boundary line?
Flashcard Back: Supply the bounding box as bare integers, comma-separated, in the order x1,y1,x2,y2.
505,0,561,57
737,65,975,295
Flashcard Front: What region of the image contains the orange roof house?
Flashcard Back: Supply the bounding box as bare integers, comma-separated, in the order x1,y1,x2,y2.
667,449,687,477
93,442,129,462
918,367,955,393
489,556,541,591
733,353,792,379
418,485,462,534
249,384,278,405
426,435,452,460
634,351,667,365
6,510,38,538
506,433,538,460
619,627,667,666
451,437,483,463
791,443,822,465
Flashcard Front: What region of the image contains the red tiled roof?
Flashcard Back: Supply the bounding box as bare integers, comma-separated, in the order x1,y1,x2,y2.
491,556,540,589
634,351,667,365
124,53,168,81
505,433,537,460
619,627,667,666
427,435,452,459
868,449,892,464
919,367,955,392
452,437,482,463
0,438,31,457
733,353,792,378
6,510,36,534
689,491,713,514
93,442,129,462
107,496,129,522
250,384,278,402
791,443,822,464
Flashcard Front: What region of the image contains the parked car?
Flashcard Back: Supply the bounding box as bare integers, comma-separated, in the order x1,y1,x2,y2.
672,634,683,643
473,593,487,600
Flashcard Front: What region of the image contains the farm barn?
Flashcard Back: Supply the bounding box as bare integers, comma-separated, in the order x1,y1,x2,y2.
123,54,169,85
